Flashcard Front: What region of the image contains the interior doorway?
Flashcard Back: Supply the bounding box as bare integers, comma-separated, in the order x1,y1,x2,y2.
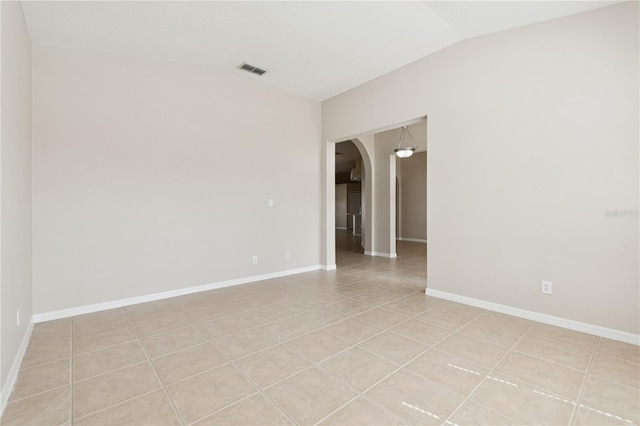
324,117,427,270
334,140,365,264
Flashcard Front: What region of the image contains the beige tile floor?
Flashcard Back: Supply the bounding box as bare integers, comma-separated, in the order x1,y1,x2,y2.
2,231,639,425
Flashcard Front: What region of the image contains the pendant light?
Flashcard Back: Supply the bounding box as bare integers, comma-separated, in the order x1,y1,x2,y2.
394,126,416,158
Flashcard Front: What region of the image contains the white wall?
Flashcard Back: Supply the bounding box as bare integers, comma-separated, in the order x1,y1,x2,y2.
0,0,32,395
398,151,427,242
322,3,639,334
32,45,321,315
335,183,347,229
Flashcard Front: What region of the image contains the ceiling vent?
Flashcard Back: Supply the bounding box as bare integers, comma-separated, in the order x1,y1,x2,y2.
237,62,267,76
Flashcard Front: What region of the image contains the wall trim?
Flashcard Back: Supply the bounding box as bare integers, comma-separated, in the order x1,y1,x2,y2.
397,237,427,243
33,265,323,323
335,227,347,230
364,251,397,258
426,288,640,346
1,320,34,415
323,264,337,271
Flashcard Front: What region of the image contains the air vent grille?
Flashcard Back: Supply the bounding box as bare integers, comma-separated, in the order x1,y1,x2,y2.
237,62,267,76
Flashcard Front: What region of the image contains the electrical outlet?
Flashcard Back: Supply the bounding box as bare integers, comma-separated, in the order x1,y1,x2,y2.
286,251,292,259
252,256,258,264
16,309,20,326
541,280,552,295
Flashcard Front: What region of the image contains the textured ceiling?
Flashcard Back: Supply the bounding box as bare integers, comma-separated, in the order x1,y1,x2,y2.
21,1,621,101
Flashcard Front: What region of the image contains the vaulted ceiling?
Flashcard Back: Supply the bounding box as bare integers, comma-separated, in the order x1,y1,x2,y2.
21,1,621,101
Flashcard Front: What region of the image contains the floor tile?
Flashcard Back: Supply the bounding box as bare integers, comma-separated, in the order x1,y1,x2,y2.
529,323,598,351
573,405,631,425
1,386,70,426
294,306,347,328
472,311,533,333
304,290,347,305
332,285,375,298
140,326,206,358
153,342,227,385
265,366,357,425
11,358,70,401
320,347,398,392
240,304,292,326
195,314,254,340
167,364,256,424
580,375,639,424
319,396,404,425
74,340,147,381
22,338,70,369
449,400,518,425
381,297,432,317
597,338,640,364
435,333,508,369
131,312,190,338
326,298,375,315
74,390,180,426
236,345,310,388
215,328,277,359
72,309,130,336
168,292,216,312
406,349,489,395
458,319,524,348
515,333,592,371
355,287,416,306
258,314,318,343
284,329,352,363
355,307,409,329
180,304,233,324
389,319,451,346
590,353,639,388
193,393,292,425
324,317,382,344
367,369,464,425
73,362,160,419
29,319,70,347
124,299,176,322
495,351,584,399
359,331,428,365
471,373,574,425
414,305,477,329
72,325,137,355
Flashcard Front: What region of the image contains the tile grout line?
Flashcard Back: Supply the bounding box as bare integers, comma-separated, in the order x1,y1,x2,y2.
175,310,284,424
441,321,535,426
3,384,70,406
224,361,298,426
175,294,428,426
122,309,186,426
71,388,166,424
568,337,600,425
156,301,297,426
312,304,485,425
69,319,74,425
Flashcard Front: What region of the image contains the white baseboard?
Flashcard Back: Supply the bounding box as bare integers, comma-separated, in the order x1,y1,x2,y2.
33,265,324,323
323,264,337,271
397,237,427,243
335,227,347,230
425,288,640,346
364,251,397,258
1,320,34,415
